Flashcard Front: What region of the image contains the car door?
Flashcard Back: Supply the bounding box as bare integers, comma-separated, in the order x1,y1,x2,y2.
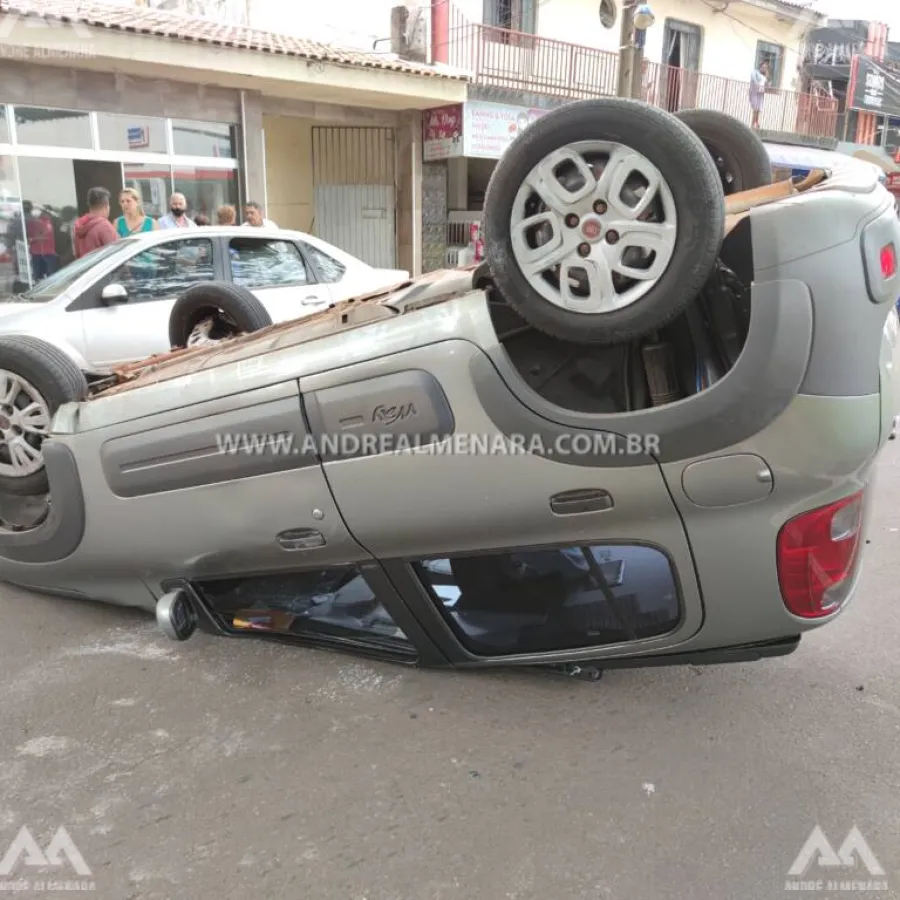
81,234,217,366
225,234,333,323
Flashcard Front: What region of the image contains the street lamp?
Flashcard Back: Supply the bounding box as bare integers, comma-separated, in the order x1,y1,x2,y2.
633,3,655,30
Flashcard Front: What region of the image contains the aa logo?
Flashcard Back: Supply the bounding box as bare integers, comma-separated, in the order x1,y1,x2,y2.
0,825,91,877
788,825,885,877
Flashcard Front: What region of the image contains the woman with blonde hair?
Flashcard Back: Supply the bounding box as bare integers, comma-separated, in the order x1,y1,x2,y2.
114,187,156,237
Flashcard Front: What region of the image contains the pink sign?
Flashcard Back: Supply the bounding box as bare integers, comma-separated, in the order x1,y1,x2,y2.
423,105,464,161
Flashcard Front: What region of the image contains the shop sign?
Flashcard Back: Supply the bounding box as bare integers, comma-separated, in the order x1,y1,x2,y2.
422,101,551,162
462,101,548,159
423,105,464,161
848,56,900,119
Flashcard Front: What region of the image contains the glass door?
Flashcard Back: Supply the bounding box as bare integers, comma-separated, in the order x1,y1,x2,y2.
0,153,28,301
15,156,124,289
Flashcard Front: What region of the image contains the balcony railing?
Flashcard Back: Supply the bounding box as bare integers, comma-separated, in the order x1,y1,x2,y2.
639,62,839,139
445,9,839,139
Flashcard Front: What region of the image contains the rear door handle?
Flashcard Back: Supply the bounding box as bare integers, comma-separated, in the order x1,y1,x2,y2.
550,489,614,515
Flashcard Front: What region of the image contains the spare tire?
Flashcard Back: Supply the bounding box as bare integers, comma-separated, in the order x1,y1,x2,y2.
675,109,772,194
168,281,273,349
0,335,89,497
482,98,725,345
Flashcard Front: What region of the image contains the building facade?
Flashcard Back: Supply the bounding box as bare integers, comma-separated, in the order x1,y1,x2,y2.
416,0,833,267
0,0,468,301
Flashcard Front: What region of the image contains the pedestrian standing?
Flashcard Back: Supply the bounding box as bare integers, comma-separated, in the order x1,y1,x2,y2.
157,192,197,229
749,60,769,130
73,187,118,259
114,188,156,237
242,201,277,228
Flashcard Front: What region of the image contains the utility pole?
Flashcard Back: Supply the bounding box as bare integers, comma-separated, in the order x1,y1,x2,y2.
616,0,648,100
616,0,637,99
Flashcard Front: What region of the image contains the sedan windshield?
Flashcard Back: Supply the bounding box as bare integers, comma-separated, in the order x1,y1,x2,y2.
11,239,137,303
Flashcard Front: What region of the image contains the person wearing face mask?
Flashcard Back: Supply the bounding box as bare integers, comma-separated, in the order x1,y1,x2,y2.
157,192,197,229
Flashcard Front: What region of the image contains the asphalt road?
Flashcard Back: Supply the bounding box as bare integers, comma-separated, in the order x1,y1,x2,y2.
2,449,900,900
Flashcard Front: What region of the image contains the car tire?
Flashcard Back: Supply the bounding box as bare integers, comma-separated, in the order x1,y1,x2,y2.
674,109,772,194
168,281,273,349
482,98,725,346
0,335,89,497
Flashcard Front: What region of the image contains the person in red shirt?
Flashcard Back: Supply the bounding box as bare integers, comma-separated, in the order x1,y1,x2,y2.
24,202,58,280
73,187,118,259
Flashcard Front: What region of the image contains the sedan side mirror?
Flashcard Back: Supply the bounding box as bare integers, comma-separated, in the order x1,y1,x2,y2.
101,283,128,304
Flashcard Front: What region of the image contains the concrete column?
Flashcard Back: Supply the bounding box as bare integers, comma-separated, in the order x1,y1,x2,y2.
446,157,468,210
431,0,450,64
239,89,267,212
396,110,423,277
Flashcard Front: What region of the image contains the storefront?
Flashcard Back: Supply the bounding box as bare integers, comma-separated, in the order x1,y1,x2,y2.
422,99,559,267
0,102,241,300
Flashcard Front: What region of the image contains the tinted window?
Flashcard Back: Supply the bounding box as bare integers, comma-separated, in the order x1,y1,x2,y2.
97,113,168,153
303,242,347,282
13,107,92,149
0,105,9,144
229,237,310,288
415,544,680,655
171,119,236,158
106,238,214,302
194,568,409,648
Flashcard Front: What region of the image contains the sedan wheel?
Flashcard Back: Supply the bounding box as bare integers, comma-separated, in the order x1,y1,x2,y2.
0,335,89,497
0,370,51,479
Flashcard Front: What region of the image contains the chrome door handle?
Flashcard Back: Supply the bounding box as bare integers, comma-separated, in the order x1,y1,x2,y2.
302,295,325,305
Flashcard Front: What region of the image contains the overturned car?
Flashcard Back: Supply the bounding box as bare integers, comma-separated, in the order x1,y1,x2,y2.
0,100,898,680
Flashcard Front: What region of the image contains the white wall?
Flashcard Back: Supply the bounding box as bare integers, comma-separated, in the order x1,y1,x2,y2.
247,0,399,51
456,0,815,89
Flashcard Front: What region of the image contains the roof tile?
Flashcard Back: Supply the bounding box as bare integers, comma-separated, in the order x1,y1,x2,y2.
0,0,467,79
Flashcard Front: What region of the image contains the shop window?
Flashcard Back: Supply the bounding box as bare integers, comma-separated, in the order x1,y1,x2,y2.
0,105,9,144
229,237,310,288
104,237,215,303
0,155,24,301
414,543,681,656
13,106,93,149
192,568,410,648
756,40,784,89
173,166,238,219
124,163,173,220
171,119,237,158
17,157,82,286
97,113,168,154
301,241,347,283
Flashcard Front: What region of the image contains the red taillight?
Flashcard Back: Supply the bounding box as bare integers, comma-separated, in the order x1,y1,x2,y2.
776,491,865,619
881,243,897,279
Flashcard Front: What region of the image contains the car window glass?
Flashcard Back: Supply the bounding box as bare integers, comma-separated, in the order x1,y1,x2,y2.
14,239,138,304
192,569,410,650
414,544,681,656
229,238,310,289
106,238,214,303
302,242,347,283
